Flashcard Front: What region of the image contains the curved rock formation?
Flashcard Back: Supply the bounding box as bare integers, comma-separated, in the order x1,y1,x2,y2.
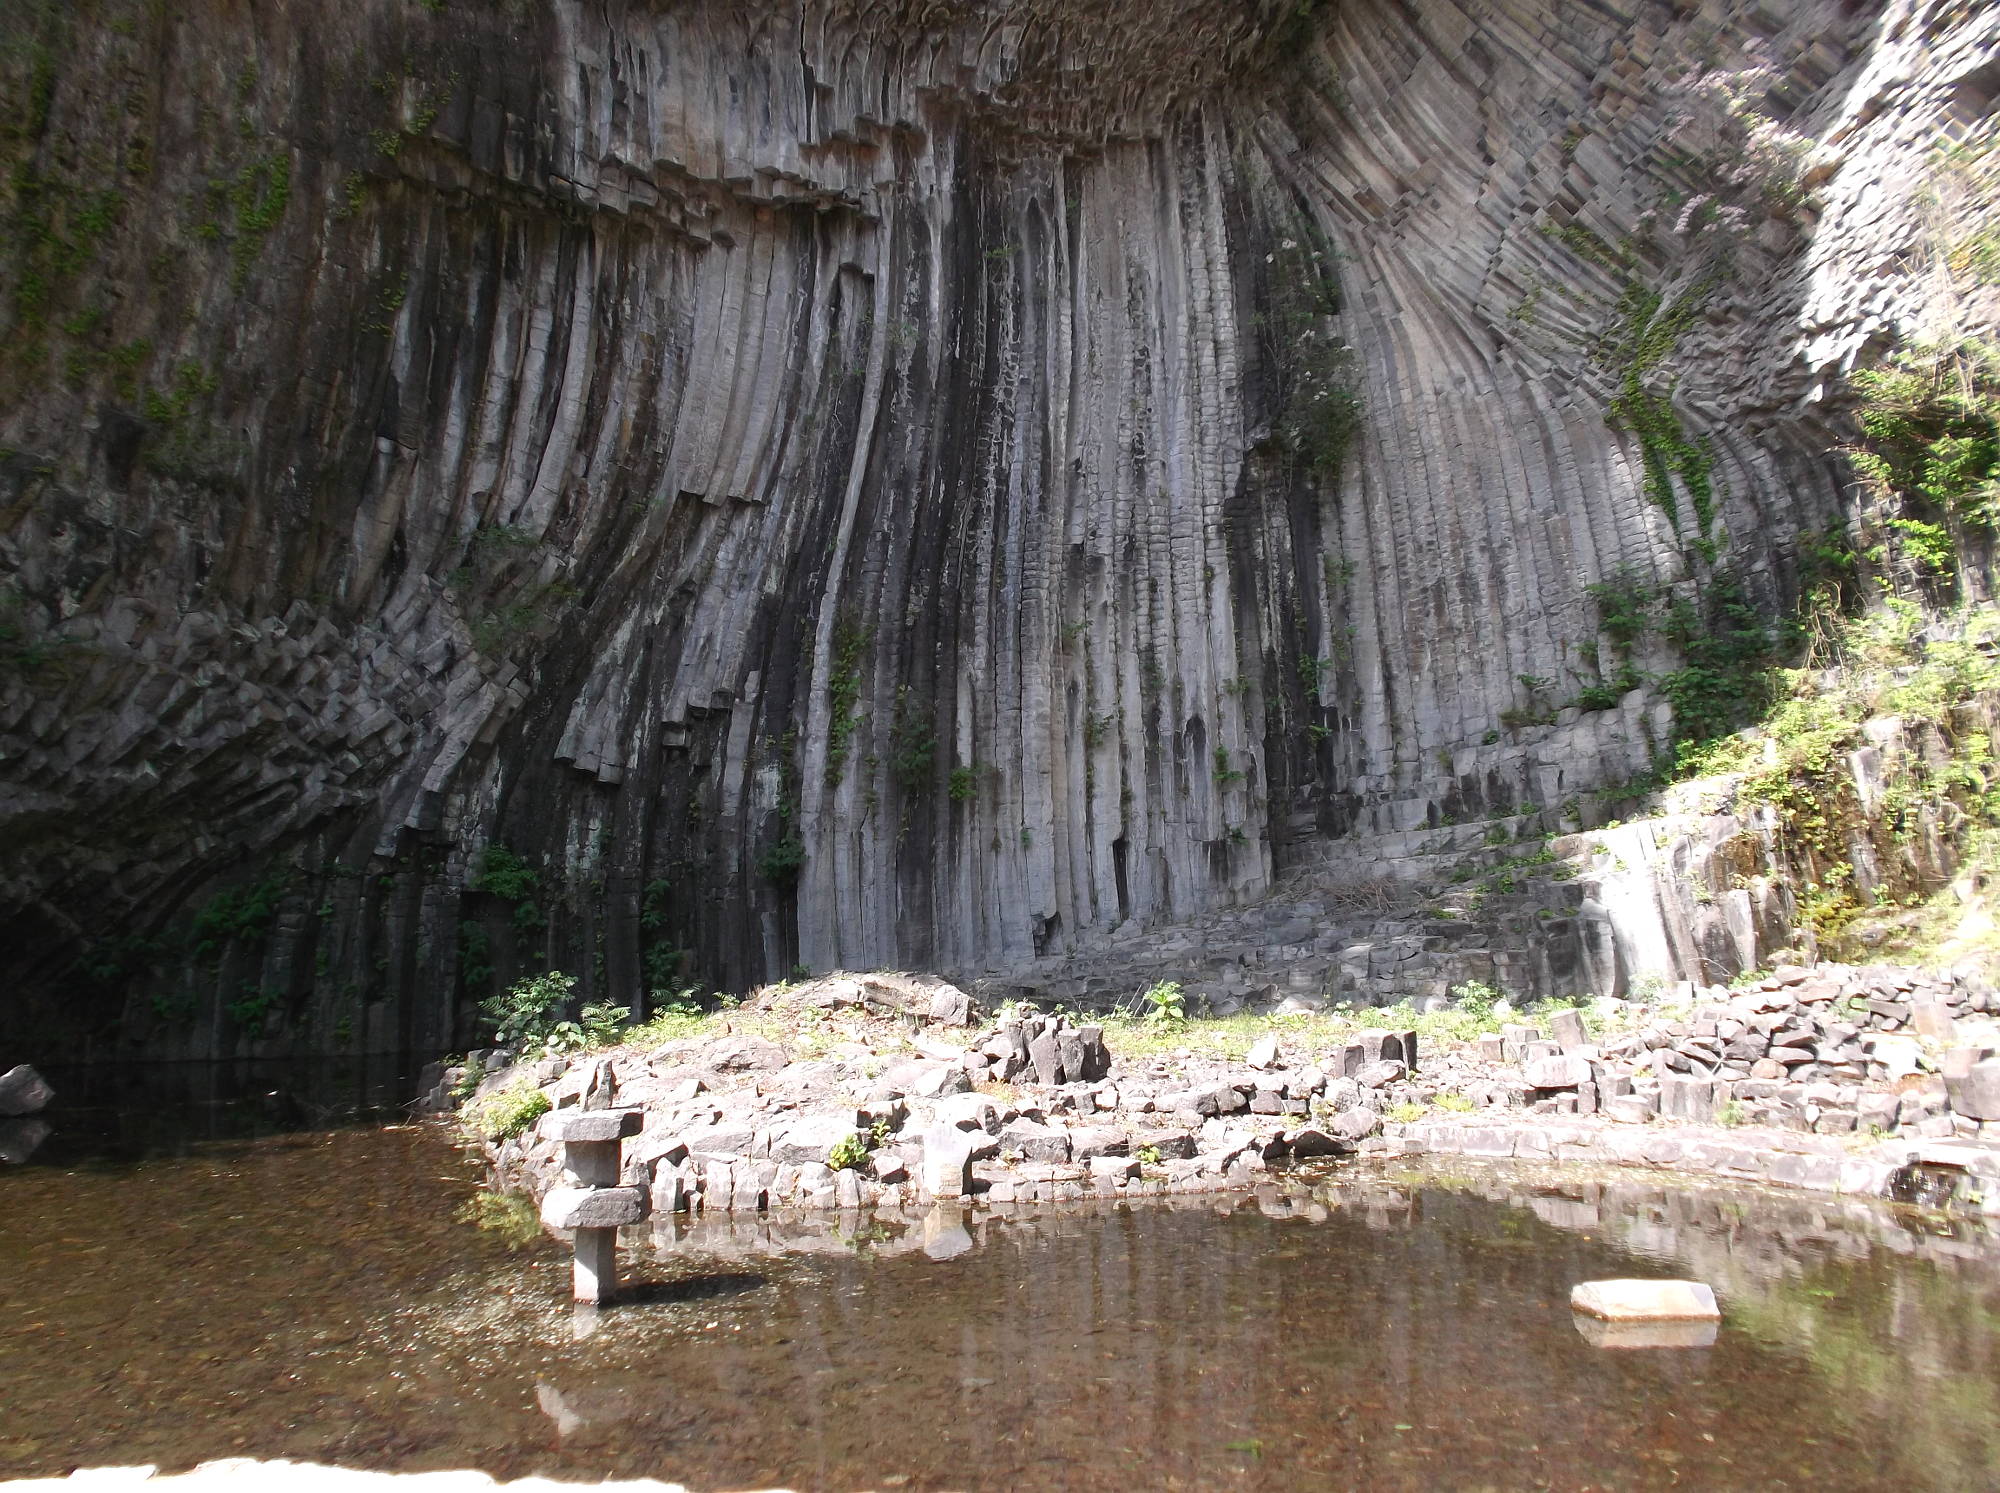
1,0,1991,1055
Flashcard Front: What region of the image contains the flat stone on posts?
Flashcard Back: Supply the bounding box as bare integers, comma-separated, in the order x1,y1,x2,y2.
1571,1279,1720,1322
540,1108,644,1143
539,1185,650,1230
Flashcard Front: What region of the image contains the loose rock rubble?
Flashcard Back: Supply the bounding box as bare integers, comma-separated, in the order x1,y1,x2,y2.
1396,963,2000,1140
433,963,2000,1232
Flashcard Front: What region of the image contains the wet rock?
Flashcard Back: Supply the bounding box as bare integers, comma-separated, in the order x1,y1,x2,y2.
0,1065,54,1117
0,1116,51,1164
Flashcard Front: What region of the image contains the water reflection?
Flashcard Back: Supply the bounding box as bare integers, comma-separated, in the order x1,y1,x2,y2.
3,1122,1999,1491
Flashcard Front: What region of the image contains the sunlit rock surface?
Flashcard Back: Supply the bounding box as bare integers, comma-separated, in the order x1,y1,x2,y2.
2,0,1994,1053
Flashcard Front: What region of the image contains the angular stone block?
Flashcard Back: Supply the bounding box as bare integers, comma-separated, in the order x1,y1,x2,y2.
1028,1034,1063,1086
921,1123,975,1199
1570,1279,1719,1322
1947,1058,2000,1122
540,1185,650,1230
1524,1054,1592,1090
1549,1009,1587,1052
1573,1316,1719,1350
540,1108,643,1143
0,1065,54,1117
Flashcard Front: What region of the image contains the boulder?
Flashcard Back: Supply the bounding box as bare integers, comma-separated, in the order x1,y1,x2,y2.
1286,1126,1347,1159
921,1123,976,1199
1570,1279,1720,1322
1028,1033,1063,1085
1245,1034,1282,1071
1524,1054,1592,1090
933,1092,1002,1134
540,1108,644,1143
1067,1126,1128,1159
0,1064,54,1117
1356,1060,1405,1089
701,1036,790,1073
1946,1058,2000,1122
910,1063,972,1097
1330,1107,1381,1140
770,1114,864,1166
1549,1009,1587,1052
926,983,975,1027
999,1118,1072,1162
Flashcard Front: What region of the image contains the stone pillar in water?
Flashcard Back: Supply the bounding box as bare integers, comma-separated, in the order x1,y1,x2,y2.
537,1109,648,1304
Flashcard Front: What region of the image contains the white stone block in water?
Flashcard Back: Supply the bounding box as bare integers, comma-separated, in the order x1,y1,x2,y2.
1570,1279,1719,1322
1573,1315,1720,1350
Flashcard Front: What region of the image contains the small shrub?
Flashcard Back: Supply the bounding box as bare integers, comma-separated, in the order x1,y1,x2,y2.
456,1189,542,1248
480,971,578,1052
1386,1101,1427,1124
827,1132,869,1170
1143,980,1188,1027
464,1083,550,1141
1715,1098,1747,1127
1449,981,1501,1021
1433,1093,1477,1113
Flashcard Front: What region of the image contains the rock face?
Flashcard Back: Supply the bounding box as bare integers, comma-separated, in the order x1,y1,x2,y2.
0,1065,54,1117
1,0,1990,1055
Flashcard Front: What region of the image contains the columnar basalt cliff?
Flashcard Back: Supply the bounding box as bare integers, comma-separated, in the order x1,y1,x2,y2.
2,0,1992,1056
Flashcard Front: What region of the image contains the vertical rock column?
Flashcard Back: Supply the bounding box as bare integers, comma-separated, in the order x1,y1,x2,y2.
537,1109,648,1304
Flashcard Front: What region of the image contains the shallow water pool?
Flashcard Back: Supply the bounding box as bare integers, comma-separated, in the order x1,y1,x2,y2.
4,1083,1999,1490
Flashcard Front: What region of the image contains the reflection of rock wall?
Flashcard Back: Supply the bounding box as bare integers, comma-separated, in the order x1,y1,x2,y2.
2,1,1993,1055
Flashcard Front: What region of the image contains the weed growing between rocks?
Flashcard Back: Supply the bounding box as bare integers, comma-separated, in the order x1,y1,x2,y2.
462,1082,549,1141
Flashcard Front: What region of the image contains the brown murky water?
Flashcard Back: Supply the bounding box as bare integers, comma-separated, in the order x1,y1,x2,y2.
5,1074,2000,1490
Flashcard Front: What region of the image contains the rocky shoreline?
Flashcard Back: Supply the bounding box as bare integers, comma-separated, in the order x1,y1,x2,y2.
438,965,2000,1231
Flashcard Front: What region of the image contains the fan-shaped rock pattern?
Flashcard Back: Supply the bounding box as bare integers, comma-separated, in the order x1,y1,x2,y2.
0,0,1990,1054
